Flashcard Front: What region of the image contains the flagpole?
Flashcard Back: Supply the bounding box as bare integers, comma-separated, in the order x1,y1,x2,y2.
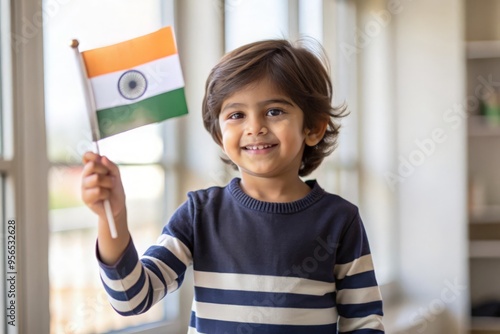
70,39,118,239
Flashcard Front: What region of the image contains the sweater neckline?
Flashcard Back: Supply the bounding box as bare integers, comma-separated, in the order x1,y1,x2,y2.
227,177,325,214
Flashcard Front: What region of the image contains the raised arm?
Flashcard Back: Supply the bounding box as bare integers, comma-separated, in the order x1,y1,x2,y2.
81,151,130,265
82,151,193,315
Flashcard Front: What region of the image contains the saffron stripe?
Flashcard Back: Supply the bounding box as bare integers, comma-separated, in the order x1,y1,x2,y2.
82,26,178,78
96,88,187,138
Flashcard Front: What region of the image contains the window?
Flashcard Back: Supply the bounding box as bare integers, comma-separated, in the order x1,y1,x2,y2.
43,1,181,333
225,0,289,51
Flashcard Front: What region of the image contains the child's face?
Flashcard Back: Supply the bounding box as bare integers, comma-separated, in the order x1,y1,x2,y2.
218,78,314,179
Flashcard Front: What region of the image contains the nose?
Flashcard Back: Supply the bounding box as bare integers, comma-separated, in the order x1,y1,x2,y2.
245,115,268,136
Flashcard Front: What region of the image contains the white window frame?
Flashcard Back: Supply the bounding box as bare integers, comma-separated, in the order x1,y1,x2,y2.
7,0,49,333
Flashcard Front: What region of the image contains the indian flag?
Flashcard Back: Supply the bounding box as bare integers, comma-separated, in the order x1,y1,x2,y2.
81,26,188,138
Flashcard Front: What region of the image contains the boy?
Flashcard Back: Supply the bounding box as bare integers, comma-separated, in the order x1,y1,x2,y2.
82,38,384,333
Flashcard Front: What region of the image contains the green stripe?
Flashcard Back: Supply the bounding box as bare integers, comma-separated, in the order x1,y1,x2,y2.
96,88,188,138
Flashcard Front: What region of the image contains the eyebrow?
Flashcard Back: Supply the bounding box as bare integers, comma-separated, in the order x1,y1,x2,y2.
221,98,295,113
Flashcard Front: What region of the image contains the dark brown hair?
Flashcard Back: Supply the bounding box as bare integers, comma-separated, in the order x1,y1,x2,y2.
202,38,347,176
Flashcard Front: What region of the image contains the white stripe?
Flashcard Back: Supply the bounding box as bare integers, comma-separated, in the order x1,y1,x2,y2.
99,261,142,292
195,301,337,326
334,254,375,279
155,233,193,267
107,275,151,313
336,286,382,304
187,327,202,334
194,270,335,296
191,299,197,313
143,255,181,293
99,261,166,312
100,262,174,313
339,314,384,331
144,266,167,305
90,54,184,110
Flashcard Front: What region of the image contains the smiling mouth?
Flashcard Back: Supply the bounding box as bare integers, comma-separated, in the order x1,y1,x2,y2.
243,144,277,150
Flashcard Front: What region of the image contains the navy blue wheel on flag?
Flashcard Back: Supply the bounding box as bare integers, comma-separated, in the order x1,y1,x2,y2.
117,70,148,100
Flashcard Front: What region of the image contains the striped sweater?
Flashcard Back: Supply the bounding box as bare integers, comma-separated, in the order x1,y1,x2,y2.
98,178,384,333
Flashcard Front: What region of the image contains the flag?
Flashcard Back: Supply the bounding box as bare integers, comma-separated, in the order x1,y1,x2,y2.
81,26,188,138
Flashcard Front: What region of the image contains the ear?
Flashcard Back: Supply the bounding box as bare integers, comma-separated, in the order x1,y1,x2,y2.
304,121,328,147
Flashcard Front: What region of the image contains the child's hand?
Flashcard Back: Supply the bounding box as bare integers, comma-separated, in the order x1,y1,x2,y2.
81,152,126,221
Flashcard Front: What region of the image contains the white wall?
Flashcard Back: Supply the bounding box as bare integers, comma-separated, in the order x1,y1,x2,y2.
175,1,226,331
394,0,468,332
355,0,399,286
175,0,227,195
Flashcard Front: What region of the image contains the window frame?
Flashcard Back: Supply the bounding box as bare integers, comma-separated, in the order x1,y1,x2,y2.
8,0,50,333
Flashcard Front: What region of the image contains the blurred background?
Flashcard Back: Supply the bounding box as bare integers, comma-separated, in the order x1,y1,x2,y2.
2,0,496,333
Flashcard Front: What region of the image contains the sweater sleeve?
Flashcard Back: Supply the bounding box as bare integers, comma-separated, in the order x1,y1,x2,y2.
96,199,194,316
334,212,384,333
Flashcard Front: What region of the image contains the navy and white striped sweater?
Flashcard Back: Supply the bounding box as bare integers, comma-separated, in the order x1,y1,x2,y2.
98,178,384,333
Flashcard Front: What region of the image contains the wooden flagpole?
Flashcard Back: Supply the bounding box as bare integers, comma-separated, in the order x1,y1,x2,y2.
70,39,118,239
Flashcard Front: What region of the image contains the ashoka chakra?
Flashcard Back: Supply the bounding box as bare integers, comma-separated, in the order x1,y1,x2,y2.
117,70,148,100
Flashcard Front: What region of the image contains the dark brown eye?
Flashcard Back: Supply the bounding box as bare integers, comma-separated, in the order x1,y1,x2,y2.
267,108,284,116
228,112,244,119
